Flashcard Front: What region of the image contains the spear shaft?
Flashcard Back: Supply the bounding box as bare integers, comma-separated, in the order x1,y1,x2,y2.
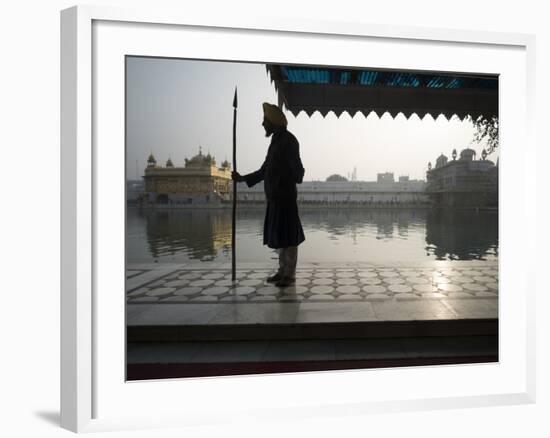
231,88,238,282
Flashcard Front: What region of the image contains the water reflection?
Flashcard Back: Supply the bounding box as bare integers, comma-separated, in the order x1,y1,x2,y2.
425,209,498,260
126,206,498,263
296,209,425,240
142,209,233,261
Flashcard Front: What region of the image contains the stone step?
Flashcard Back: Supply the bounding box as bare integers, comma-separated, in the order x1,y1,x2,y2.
128,318,497,342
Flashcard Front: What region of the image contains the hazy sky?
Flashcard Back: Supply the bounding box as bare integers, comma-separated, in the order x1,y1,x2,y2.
126,57,497,182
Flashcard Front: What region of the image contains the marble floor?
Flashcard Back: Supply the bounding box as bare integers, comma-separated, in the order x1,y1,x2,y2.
126,261,498,325
128,264,497,304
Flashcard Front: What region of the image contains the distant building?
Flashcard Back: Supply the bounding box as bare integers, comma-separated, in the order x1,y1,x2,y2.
377,172,394,183
142,147,232,205
426,147,498,207
326,174,348,182
127,179,145,202
398,175,410,182
237,178,428,205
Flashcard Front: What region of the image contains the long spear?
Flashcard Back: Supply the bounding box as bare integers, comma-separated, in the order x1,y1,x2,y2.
231,87,238,282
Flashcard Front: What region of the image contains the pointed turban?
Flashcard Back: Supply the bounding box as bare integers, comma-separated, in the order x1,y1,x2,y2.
262,102,288,127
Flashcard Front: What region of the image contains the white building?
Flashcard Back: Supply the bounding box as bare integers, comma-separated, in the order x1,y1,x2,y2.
237,179,428,205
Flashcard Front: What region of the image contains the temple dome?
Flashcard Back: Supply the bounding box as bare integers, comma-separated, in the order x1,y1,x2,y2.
435,154,448,168
459,148,476,161
185,147,216,167
166,158,174,167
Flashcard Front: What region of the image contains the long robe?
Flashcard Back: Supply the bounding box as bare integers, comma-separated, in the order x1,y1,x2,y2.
243,128,305,249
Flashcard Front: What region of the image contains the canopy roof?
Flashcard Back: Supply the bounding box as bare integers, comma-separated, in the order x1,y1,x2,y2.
266,64,498,121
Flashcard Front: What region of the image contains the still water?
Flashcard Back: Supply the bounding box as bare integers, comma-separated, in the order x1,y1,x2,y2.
127,206,498,264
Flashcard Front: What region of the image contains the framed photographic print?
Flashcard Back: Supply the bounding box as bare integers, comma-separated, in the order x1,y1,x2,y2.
61,4,536,433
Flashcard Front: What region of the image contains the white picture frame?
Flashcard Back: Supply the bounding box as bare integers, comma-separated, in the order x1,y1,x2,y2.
60,4,537,433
